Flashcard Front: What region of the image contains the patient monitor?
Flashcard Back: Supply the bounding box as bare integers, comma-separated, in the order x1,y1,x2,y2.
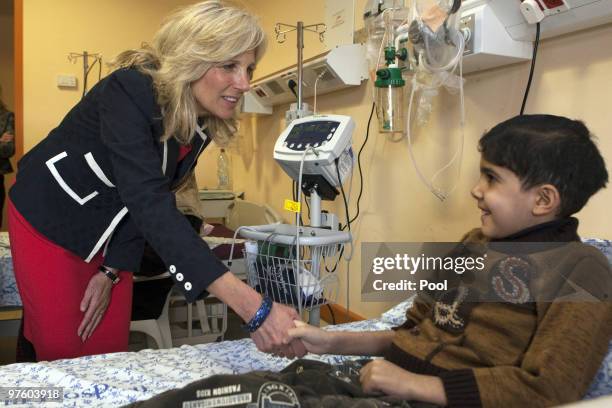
238,114,355,326
273,114,355,202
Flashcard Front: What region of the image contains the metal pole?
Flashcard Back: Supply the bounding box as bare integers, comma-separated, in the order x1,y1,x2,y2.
308,190,321,326
309,190,321,228
297,21,304,110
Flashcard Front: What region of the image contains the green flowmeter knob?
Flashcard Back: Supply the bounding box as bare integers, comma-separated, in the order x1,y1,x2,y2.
397,47,408,61
384,47,396,65
375,67,405,88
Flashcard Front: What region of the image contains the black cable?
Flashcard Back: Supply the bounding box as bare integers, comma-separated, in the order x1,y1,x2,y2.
304,192,310,216
292,180,304,226
323,104,375,272
287,79,298,100
346,102,375,227
325,245,344,274
335,158,351,233
520,22,540,115
322,159,349,274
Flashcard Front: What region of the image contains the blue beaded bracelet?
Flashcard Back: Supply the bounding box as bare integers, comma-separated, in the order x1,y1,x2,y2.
242,296,273,333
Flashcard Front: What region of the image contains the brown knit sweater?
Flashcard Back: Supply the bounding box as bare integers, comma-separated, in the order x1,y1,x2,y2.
386,219,612,408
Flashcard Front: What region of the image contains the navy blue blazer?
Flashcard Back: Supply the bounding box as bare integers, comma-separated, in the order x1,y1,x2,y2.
10,68,228,302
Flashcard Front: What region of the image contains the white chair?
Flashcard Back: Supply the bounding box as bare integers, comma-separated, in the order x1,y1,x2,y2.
129,272,173,349
129,273,228,348
166,289,228,346
224,200,282,231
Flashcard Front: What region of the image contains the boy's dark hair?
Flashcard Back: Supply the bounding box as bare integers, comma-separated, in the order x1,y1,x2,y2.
479,114,608,217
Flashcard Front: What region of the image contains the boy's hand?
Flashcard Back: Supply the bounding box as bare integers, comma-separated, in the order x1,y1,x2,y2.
360,360,414,399
360,360,448,405
286,320,334,354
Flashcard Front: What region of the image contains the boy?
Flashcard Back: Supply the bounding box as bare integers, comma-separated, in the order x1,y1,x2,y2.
288,114,612,407
131,115,611,408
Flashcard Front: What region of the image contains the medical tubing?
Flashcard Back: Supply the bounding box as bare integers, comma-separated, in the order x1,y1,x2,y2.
421,25,465,74
227,225,258,266
371,8,392,97
520,22,541,115
335,159,354,262
429,56,465,197
405,33,465,201
394,31,409,56
313,68,328,115
241,295,273,333
295,147,318,311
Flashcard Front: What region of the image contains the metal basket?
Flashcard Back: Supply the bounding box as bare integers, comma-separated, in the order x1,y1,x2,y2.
239,224,351,315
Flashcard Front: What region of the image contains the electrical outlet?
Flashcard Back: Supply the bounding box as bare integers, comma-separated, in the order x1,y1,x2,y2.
57,75,78,88
541,0,570,15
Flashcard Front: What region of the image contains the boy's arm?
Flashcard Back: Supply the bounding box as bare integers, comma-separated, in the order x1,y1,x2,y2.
288,294,432,356
288,321,395,356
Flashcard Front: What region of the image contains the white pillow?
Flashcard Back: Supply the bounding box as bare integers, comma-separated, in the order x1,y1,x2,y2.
380,295,416,326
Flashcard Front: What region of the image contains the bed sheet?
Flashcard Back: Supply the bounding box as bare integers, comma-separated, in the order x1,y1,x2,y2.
0,319,390,407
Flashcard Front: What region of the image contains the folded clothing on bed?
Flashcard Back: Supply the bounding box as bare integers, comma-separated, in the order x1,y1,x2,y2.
125,359,420,408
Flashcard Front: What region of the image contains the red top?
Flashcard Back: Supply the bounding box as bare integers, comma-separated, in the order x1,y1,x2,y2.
178,145,193,162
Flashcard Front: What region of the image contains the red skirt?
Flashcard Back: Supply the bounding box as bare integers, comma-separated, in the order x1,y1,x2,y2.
7,199,133,361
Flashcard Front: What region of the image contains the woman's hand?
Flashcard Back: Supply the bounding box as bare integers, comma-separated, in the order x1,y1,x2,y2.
250,302,306,359
360,360,448,405
206,273,306,358
287,320,334,354
77,271,113,342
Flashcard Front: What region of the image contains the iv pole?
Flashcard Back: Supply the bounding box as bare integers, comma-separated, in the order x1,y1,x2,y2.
274,22,326,112
274,21,328,228
68,51,102,98
274,21,328,325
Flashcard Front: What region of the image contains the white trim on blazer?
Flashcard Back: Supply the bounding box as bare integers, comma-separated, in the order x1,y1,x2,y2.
84,152,115,187
85,206,129,262
46,151,99,205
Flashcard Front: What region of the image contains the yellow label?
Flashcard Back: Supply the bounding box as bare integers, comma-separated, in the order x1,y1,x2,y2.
284,199,301,213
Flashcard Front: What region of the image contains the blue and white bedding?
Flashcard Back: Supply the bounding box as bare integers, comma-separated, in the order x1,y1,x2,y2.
0,319,389,407
0,239,610,407
0,233,20,307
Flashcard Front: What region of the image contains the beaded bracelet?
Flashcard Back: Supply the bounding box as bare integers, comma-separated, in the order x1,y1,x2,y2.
242,295,273,333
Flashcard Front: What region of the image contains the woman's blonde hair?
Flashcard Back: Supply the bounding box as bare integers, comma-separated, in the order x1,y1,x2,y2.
109,0,265,145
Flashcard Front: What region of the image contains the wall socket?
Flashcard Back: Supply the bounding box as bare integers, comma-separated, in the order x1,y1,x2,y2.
57,75,78,88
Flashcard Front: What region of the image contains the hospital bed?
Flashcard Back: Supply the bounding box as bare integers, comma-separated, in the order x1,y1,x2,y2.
0,238,610,407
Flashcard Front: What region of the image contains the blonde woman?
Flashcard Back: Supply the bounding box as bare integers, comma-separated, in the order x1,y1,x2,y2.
9,0,304,361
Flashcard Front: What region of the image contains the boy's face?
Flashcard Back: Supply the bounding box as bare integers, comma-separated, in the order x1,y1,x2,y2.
471,158,541,239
